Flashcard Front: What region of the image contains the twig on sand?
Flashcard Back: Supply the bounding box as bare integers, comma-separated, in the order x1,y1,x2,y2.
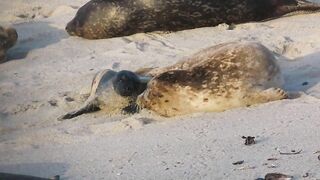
313,150,320,154
278,149,302,155
232,160,244,165
265,173,293,180
234,165,256,171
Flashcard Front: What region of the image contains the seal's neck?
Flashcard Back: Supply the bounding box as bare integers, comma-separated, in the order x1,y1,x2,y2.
137,75,152,95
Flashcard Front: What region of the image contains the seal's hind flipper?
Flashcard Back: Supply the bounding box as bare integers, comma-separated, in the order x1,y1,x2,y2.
278,0,320,16
57,98,100,120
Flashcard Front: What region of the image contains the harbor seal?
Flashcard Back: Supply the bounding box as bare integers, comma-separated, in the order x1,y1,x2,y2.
66,0,320,39
59,41,287,119
137,42,288,117
58,69,151,120
0,26,18,62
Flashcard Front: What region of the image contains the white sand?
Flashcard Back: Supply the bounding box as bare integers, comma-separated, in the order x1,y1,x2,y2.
1,0,320,179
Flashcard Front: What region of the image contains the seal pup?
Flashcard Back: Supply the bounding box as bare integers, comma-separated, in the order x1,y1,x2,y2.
0,26,18,62
137,42,288,117
58,69,151,120
66,0,320,39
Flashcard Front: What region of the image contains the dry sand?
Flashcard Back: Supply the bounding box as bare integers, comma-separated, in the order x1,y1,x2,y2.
1,0,320,179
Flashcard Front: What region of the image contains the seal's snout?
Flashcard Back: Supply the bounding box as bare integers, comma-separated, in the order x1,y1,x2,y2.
65,20,77,36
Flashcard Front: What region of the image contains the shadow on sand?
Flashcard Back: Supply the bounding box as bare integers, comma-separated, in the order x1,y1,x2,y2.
279,51,320,97
0,162,67,179
5,21,68,62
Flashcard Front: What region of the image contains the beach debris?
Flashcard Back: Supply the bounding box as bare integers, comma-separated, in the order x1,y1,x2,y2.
264,173,293,180
232,160,244,165
234,165,256,171
267,164,278,168
64,96,74,102
278,149,302,155
0,172,59,180
318,155,320,161
48,99,58,106
267,158,278,161
302,173,309,178
242,136,255,145
314,150,320,154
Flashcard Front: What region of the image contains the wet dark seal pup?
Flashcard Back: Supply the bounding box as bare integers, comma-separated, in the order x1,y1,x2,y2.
0,26,18,62
58,69,150,120
137,42,288,117
66,0,320,39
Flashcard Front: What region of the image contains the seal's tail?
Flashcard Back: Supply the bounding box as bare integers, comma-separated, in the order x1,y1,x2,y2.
277,0,320,17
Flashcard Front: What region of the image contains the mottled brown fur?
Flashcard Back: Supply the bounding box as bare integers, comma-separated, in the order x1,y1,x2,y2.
66,0,320,39
138,42,287,117
0,26,18,62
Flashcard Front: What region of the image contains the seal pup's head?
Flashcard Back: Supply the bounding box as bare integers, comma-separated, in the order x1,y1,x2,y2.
112,70,151,97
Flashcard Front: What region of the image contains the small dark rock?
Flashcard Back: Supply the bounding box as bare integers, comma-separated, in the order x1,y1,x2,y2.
64,97,74,102
48,99,58,106
302,82,309,86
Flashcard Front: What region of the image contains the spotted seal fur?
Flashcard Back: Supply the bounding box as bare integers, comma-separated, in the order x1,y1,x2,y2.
0,26,18,62
66,0,320,39
137,42,288,117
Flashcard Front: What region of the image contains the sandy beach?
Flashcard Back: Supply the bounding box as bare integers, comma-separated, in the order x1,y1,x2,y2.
1,0,320,179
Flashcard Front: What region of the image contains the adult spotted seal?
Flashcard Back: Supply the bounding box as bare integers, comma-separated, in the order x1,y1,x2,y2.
59,41,287,119
137,41,288,117
66,0,320,39
0,26,18,62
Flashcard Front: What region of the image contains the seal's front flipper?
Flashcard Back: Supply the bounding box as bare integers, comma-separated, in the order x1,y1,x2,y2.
57,98,100,120
122,103,140,114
